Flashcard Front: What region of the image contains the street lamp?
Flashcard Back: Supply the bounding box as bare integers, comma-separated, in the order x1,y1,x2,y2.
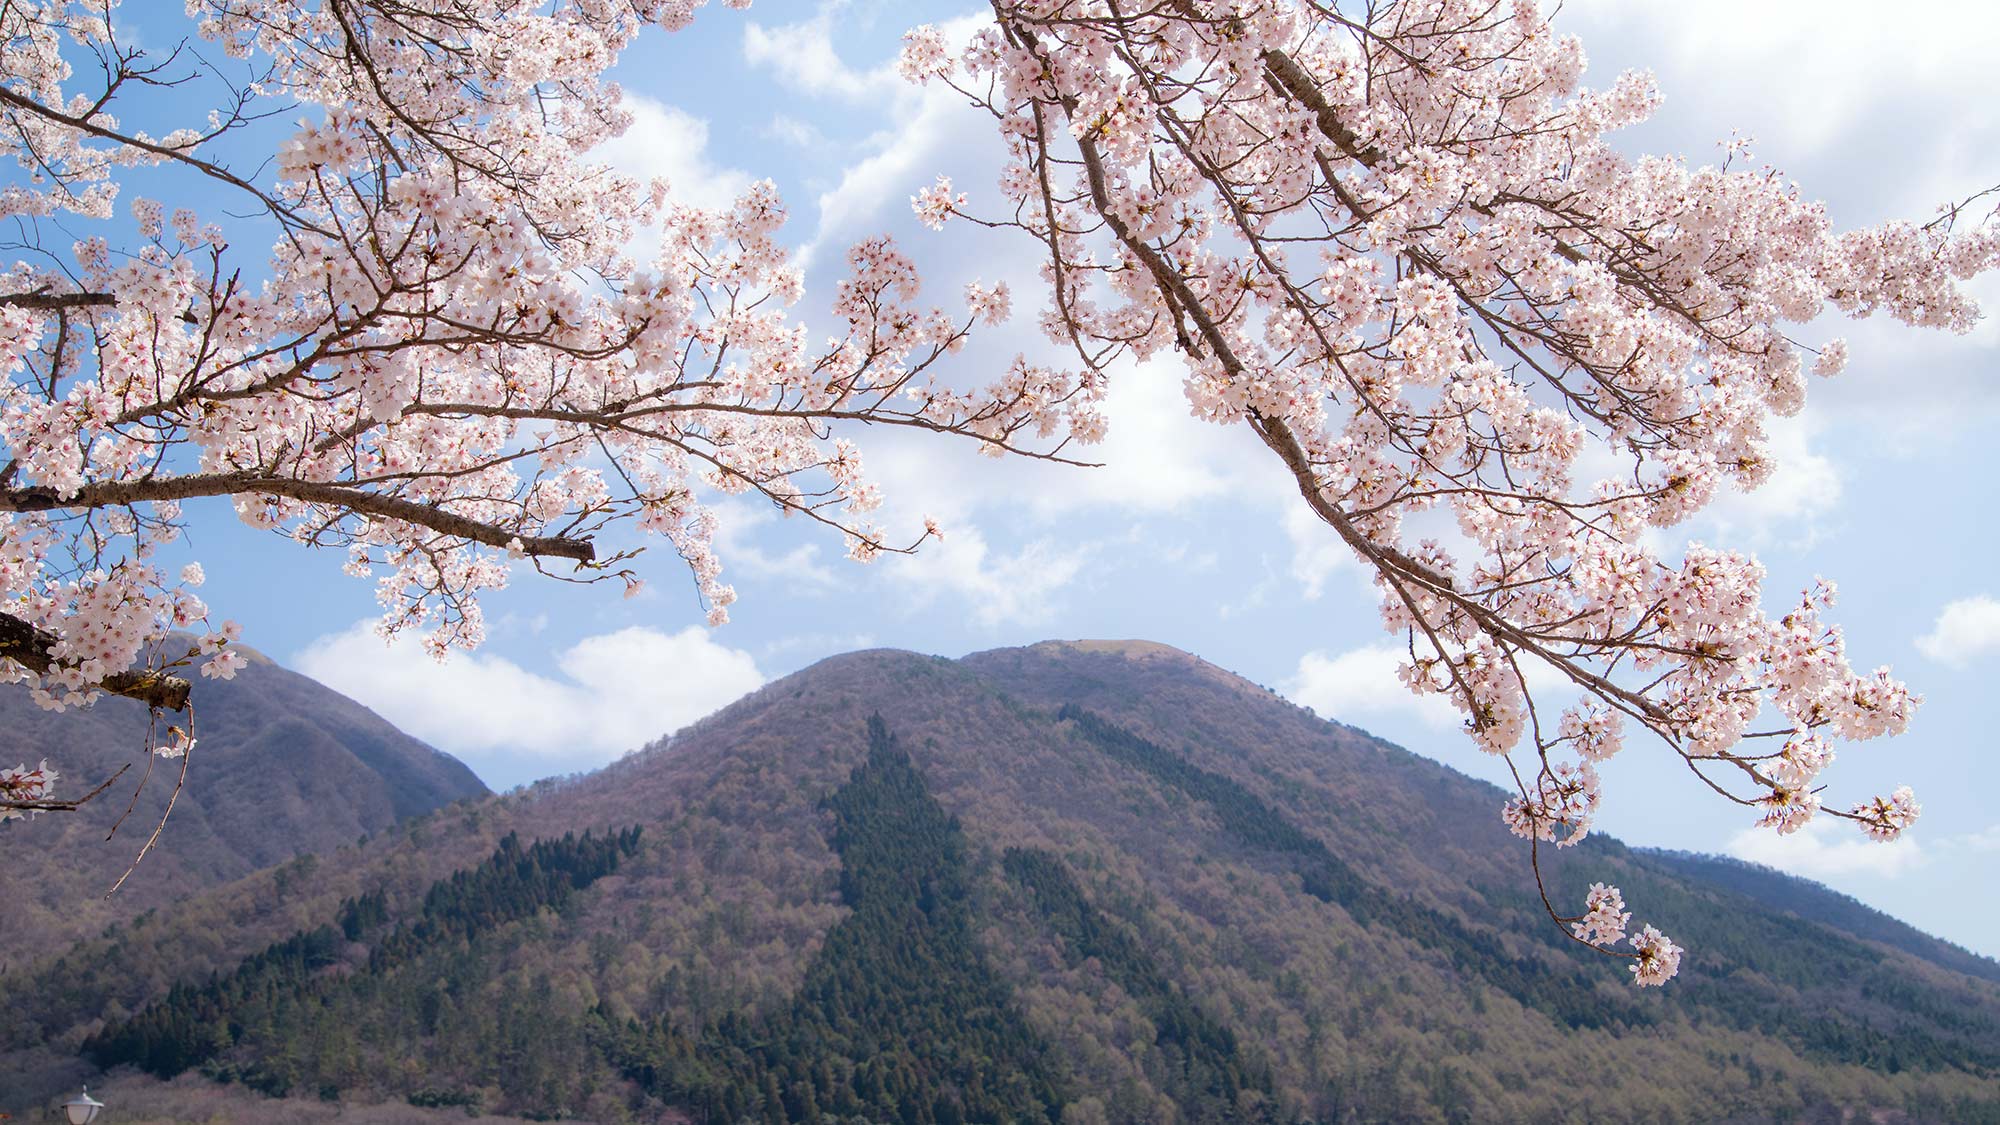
59,1087,102,1125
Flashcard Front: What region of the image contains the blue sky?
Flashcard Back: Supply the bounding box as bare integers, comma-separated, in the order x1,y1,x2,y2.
107,2,1999,954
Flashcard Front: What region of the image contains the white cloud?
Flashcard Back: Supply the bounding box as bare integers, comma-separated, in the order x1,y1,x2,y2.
728,9,1281,628
1727,815,1927,880
1153,540,1218,573
1938,824,2000,855
741,11,898,103
797,83,965,271
864,354,1266,525
763,114,829,149
1581,413,1842,559
744,11,990,273
594,95,751,212
1698,416,1842,548
1283,504,1352,601
292,623,764,773
710,498,840,591
1040,357,1271,517
1285,643,1461,730
1563,0,2000,435
1915,595,2000,667
1564,0,1999,184
607,23,1110,630
1284,640,1576,732
891,525,1088,630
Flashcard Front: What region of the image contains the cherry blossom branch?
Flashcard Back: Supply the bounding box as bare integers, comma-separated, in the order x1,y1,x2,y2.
0,762,128,815
0,611,191,711
0,476,597,562
105,722,194,898
0,290,117,311
924,0,1993,984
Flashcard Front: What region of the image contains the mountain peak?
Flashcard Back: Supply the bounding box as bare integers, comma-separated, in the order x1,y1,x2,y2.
0,643,487,950
962,637,1286,711
1025,637,1201,660
9,638,2000,1123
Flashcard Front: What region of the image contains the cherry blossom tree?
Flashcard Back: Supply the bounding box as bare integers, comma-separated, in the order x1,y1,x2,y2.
4,0,1996,984
900,0,1996,983
0,0,1097,826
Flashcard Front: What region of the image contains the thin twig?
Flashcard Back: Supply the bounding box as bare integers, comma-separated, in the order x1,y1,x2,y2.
105,703,195,898
0,762,129,814
104,709,161,842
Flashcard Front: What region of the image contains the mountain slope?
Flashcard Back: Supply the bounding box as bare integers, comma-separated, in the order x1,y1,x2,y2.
4,640,1996,1124
0,640,489,952
1642,849,2000,986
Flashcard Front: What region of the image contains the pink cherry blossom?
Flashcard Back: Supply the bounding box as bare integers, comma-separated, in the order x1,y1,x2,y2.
1572,883,1630,946
912,176,965,231
1628,924,1684,988
922,0,1995,980
0,0,1100,833
0,759,58,822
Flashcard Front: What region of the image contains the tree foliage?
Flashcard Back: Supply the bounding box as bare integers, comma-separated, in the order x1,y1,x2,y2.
7,684,2000,1122
1003,845,1276,1121
84,826,641,1088
613,715,1066,1125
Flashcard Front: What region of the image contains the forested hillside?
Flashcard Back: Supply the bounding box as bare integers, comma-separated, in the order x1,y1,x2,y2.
0,638,488,951
5,641,1997,1123
1642,849,2000,986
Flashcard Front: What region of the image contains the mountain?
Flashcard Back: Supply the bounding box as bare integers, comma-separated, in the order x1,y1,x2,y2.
1640,849,2000,987
3,640,1996,1124
0,639,490,953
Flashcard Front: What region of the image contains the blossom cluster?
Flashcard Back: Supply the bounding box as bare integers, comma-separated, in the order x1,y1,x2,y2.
905,0,1998,980
0,759,57,822
0,0,1095,812
1571,883,1629,946
1628,925,1685,988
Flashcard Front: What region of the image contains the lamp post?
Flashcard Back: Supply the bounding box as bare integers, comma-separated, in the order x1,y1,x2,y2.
58,1088,102,1125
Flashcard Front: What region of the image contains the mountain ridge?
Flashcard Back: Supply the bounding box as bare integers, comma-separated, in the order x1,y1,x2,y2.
1639,848,2000,986
5,639,1997,1123
0,635,489,953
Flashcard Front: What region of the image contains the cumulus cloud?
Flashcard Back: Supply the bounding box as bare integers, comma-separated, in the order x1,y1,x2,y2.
742,11,899,103
870,356,1269,525
1285,643,1461,730
763,114,829,149
795,79,966,271
609,19,1115,630
732,7,1285,626
1283,504,1352,601
1915,595,2000,667
1939,824,2000,855
1577,413,1843,558
293,623,765,776
741,10,993,274
1563,0,2000,433
1697,416,1843,548
1727,815,1927,880
1284,641,1575,733
710,498,840,591
594,95,751,212
1043,358,1277,518
1564,0,1999,187
891,526,1089,630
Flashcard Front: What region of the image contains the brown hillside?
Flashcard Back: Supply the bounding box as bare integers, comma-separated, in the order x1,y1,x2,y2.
5,642,1997,1123
0,640,488,953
